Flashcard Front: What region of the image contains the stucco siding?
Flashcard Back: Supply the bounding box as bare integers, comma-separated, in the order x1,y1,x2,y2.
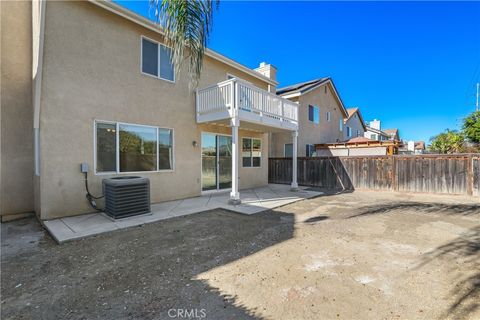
344,115,365,141
271,83,345,157
37,1,270,219
0,1,34,217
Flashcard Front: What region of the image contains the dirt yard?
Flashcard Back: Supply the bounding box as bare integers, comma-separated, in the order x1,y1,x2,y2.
1,190,479,320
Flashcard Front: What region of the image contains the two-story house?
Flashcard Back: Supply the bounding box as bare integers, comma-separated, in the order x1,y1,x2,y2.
343,107,366,141
1,0,300,221
269,78,348,157
364,119,400,141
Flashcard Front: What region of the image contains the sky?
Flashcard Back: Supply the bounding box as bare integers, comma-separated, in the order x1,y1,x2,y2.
116,1,480,143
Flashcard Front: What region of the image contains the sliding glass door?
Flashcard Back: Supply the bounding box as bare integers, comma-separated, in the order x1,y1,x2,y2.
201,133,232,191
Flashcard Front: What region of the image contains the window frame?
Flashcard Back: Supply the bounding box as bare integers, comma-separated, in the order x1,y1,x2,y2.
306,144,316,157
242,137,262,168
308,105,320,124
140,35,175,83
284,143,293,158
347,126,352,138
339,118,343,131
326,111,331,122
94,119,175,175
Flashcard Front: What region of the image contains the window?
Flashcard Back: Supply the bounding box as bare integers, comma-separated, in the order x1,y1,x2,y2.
357,130,360,137
284,143,293,157
308,105,320,124
347,126,352,138
306,144,316,157
95,121,174,173
96,123,117,172
242,138,261,167
326,111,331,122
141,37,174,82
339,119,343,131
371,134,378,140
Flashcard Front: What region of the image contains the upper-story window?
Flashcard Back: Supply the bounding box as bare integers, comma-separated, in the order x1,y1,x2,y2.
308,105,320,124
141,37,175,82
339,119,343,131
371,133,378,140
326,111,331,122
347,126,352,138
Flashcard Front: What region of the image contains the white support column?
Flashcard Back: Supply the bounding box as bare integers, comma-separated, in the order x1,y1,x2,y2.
291,130,299,191
229,118,241,205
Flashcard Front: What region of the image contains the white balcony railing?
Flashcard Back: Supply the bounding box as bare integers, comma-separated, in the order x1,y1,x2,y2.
196,78,298,130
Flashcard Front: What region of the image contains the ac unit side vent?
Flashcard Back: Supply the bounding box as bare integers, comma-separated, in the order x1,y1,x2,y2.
102,176,151,219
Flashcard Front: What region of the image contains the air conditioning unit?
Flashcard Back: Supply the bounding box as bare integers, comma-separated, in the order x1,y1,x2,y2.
102,176,150,219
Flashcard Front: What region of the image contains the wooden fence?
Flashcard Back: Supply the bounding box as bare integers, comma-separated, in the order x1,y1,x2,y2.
268,154,480,196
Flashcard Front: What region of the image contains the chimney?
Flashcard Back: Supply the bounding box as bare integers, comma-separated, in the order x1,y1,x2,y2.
370,119,381,130
255,62,277,93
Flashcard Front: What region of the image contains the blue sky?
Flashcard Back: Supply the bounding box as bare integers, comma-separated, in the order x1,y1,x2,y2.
116,1,480,143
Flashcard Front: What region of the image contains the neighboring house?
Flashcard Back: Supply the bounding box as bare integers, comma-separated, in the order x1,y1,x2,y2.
399,140,426,154
1,0,299,221
364,119,399,141
270,78,348,157
344,107,366,141
316,137,399,156
383,128,400,141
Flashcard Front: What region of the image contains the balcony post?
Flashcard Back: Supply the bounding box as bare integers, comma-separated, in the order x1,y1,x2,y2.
229,117,241,205
291,130,299,191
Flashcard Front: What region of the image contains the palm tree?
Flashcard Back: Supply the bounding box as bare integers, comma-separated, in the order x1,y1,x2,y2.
150,0,218,88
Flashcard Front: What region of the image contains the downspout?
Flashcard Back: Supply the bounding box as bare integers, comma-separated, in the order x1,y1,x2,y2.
32,0,46,176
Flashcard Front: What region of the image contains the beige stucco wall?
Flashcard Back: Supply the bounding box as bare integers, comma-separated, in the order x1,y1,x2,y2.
344,113,365,141
0,1,34,218
36,1,271,219
270,83,345,157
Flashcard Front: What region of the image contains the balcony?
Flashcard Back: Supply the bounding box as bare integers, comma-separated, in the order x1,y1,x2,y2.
196,78,298,131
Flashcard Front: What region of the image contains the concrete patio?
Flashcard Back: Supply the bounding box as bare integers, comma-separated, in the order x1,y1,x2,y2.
43,184,321,243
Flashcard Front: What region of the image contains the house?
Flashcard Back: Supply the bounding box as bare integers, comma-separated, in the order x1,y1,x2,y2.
364,119,399,141
344,107,366,141
1,0,299,221
269,78,348,157
316,137,400,156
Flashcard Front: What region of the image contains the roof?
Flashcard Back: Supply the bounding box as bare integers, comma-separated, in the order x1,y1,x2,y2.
276,78,330,95
276,77,348,117
383,129,398,135
345,107,367,131
88,0,278,86
415,141,425,150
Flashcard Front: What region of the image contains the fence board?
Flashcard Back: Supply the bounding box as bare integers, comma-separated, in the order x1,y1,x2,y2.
268,154,479,196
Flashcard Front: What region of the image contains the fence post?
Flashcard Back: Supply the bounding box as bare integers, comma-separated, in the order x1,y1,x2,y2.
467,154,473,196
391,155,397,191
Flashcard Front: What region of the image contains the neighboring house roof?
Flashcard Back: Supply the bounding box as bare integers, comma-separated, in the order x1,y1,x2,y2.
88,0,278,86
415,141,425,150
276,77,348,118
365,126,388,136
345,107,367,131
383,128,400,140
276,78,330,95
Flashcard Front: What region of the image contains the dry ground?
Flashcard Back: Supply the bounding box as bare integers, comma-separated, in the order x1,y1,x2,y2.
1,190,479,320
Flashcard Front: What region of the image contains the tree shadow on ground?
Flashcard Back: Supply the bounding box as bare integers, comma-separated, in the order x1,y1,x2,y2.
415,225,480,319
1,209,295,319
347,202,480,219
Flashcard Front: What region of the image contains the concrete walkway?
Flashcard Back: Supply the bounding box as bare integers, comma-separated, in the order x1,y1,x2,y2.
43,184,321,243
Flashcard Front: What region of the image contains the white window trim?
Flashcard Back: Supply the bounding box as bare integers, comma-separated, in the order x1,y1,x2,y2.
242,137,262,168
308,105,320,125
94,119,175,175
140,35,175,83
339,119,343,132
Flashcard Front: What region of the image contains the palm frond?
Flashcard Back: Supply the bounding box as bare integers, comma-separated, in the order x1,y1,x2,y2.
150,0,218,89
